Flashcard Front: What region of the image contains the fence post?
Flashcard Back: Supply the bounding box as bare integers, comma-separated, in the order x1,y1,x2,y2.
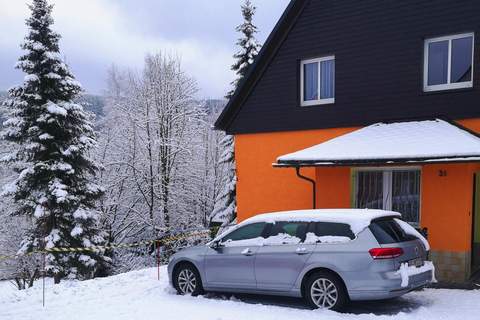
42,251,46,307
156,241,161,281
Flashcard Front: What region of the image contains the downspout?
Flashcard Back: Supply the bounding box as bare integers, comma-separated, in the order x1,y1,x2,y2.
295,167,316,209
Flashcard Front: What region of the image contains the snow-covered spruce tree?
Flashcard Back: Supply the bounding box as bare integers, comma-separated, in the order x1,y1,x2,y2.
210,134,237,228
0,0,107,282
228,0,261,98
211,0,261,229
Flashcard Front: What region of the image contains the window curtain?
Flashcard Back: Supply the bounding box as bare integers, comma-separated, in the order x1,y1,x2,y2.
355,171,384,210
451,37,473,83
355,170,420,225
428,40,448,85
304,63,318,101
320,59,335,99
392,171,420,225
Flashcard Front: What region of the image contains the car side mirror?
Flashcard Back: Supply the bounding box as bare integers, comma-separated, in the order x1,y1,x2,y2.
420,227,428,239
210,240,223,250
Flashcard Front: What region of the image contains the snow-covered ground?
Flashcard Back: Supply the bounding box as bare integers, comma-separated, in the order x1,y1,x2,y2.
0,267,479,320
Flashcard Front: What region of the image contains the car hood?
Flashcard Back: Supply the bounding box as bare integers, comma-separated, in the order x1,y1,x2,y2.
173,244,208,257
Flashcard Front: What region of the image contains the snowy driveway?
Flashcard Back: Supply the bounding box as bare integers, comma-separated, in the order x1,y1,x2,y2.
1,267,479,320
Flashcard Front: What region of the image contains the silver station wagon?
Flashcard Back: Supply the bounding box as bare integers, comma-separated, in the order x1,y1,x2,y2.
168,209,435,311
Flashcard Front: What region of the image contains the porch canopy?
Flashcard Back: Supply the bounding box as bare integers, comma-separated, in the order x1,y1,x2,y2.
275,119,480,167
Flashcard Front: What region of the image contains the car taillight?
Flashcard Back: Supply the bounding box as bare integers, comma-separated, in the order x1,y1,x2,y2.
369,248,404,259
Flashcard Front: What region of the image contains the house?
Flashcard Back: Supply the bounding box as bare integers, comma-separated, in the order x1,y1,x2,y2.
215,0,480,284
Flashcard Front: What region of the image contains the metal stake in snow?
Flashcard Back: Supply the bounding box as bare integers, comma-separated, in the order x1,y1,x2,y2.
42,246,46,307
156,241,161,281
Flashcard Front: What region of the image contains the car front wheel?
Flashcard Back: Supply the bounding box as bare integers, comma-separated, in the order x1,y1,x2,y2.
304,271,348,311
173,264,203,296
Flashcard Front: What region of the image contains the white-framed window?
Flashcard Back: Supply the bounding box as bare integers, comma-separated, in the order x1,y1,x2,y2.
300,56,335,106
353,167,421,226
424,32,474,92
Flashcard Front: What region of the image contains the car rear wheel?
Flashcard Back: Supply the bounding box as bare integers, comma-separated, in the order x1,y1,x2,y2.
173,264,203,296
305,271,348,311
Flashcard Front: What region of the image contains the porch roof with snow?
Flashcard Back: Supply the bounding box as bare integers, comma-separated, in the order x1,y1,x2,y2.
275,119,480,167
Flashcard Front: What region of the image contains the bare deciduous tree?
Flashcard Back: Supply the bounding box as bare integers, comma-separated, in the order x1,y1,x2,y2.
96,54,215,270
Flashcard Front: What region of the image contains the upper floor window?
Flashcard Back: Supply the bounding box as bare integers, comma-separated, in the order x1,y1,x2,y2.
424,33,474,92
300,56,335,106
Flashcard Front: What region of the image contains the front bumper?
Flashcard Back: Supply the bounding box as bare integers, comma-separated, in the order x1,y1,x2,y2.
167,261,175,286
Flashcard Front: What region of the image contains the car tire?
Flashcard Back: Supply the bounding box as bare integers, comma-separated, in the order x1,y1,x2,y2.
304,271,348,311
173,263,204,296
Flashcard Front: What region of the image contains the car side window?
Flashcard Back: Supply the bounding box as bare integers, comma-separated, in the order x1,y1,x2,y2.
263,221,309,245
221,223,267,246
304,222,355,244
315,222,355,239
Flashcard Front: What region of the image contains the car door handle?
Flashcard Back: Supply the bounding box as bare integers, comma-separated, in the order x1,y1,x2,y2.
296,247,309,255
242,248,254,256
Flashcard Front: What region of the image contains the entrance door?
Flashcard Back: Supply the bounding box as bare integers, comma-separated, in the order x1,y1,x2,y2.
472,173,480,274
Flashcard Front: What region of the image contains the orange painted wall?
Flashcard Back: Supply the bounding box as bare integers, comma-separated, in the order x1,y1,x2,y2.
420,114,480,251
315,167,351,209
235,127,357,222
421,163,480,251
234,118,480,252
457,118,480,132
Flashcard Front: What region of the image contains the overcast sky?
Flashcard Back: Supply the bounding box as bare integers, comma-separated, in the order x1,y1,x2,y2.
0,0,290,98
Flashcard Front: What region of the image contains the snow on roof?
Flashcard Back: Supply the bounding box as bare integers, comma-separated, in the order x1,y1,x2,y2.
276,119,480,166
241,209,401,235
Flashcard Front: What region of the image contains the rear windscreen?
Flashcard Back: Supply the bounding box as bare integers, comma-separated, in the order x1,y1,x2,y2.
369,219,417,244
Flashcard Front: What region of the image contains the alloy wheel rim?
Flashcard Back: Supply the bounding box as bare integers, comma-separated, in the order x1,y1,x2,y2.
310,278,338,309
178,269,197,294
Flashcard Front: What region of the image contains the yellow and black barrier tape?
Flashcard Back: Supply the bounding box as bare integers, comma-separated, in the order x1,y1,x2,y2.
0,230,210,261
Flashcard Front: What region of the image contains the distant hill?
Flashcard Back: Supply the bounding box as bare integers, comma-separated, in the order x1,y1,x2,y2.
201,99,227,116
75,94,105,118
0,94,227,125
0,91,105,118
0,91,6,124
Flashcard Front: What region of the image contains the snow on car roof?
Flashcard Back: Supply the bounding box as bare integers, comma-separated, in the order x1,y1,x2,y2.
242,209,401,235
